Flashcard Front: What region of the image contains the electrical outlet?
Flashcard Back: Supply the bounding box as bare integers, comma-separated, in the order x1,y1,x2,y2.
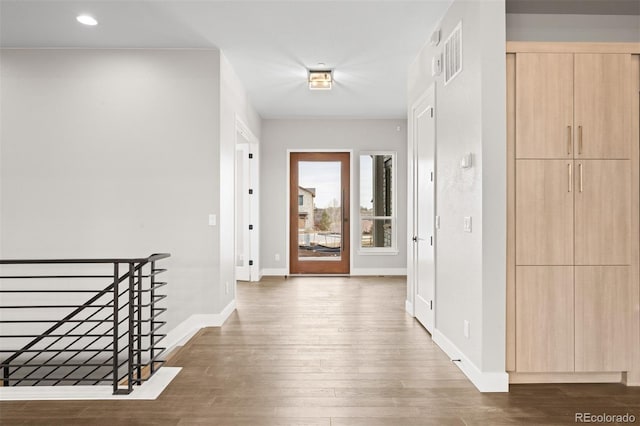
275,253,280,261
225,282,229,294
464,320,470,339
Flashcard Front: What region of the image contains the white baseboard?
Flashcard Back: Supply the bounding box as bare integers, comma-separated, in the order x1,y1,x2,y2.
0,367,181,401
405,300,414,316
260,268,288,276
163,299,236,354
351,268,407,276
432,329,509,392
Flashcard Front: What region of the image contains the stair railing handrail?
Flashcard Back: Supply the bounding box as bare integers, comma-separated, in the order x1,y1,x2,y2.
0,253,170,393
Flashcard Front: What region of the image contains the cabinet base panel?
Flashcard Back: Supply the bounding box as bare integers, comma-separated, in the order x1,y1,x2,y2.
623,371,640,386
509,372,622,384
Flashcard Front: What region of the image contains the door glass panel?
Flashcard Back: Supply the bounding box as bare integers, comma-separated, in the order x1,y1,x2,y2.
297,161,342,261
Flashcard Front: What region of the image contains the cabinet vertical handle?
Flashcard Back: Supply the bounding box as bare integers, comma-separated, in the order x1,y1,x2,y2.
567,125,572,155
578,125,583,155
579,163,583,193
568,163,572,193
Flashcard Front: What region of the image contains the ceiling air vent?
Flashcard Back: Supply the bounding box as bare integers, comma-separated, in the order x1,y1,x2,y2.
443,22,462,86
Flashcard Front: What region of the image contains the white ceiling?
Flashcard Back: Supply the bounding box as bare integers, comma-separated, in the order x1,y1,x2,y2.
0,1,453,118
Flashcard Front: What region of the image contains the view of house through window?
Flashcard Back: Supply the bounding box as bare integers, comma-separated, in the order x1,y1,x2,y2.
297,161,343,260
360,153,395,250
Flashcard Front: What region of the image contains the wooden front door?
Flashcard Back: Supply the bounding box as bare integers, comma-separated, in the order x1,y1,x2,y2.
290,152,350,274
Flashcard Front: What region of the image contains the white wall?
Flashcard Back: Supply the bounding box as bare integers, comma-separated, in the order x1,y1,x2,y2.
260,119,407,274
507,13,640,42
408,0,507,384
219,52,261,307
0,49,222,332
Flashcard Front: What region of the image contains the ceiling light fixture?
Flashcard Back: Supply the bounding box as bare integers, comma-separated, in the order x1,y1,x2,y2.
308,69,333,91
76,15,98,26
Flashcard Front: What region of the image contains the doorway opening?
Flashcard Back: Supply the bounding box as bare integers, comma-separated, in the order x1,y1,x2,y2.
289,152,350,274
235,119,259,282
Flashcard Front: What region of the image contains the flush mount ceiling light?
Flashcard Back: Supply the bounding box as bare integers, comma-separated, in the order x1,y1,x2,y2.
76,15,98,26
308,69,333,90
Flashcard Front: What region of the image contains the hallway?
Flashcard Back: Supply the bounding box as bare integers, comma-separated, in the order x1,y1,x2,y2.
1,276,639,425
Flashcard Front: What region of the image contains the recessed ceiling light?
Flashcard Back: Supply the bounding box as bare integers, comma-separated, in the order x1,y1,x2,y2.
76,15,98,26
308,69,333,91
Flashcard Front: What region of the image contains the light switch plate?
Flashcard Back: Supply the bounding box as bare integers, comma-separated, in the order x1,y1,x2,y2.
463,216,472,233
208,214,216,226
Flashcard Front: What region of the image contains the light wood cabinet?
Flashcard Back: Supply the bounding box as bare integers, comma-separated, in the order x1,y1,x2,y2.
515,160,574,265
575,266,630,372
574,160,631,265
516,266,574,372
515,53,574,159
574,54,632,159
507,43,639,383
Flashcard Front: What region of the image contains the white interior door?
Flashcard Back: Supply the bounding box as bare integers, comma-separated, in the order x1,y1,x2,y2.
412,87,436,333
235,141,251,281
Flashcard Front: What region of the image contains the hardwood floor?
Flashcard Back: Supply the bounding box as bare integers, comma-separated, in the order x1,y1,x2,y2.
1,276,639,425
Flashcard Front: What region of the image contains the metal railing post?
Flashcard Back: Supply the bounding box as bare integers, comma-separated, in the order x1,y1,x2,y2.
127,262,135,393
3,365,9,387
150,260,156,375
112,262,119,394
136,264,142,382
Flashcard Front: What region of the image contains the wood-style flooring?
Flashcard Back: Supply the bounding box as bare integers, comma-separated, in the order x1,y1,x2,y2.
1,276,639,425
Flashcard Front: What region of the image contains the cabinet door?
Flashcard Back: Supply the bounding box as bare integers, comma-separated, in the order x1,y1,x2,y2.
574,54,632,159
574,160,630,265
516,160,574,265
575,266,630,371
516,266,574,372
516,53,574,159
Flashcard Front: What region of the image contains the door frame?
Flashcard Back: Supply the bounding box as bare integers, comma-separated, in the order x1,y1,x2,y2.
234,115,260,282
286,149,354,275
407,84,437,331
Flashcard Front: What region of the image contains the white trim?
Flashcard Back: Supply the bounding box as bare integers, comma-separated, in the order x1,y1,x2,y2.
351,267,407,276
261,268,288,276
163,299,236,354
432,329,509,392
0,367,181,401
405,299,414,316
357,249,399,256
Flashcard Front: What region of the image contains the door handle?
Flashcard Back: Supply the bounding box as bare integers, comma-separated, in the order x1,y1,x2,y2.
578,125,583,155
568,163,572,193
412,236,418,242
567,125,572,155
579,163,583,193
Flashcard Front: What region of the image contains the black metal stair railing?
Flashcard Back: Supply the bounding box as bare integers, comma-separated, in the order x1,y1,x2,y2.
0,253,170,395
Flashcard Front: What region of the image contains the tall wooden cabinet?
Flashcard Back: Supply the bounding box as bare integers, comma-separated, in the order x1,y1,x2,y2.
507,43,640,384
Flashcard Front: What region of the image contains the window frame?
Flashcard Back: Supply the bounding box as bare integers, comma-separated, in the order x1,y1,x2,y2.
358,151,398,255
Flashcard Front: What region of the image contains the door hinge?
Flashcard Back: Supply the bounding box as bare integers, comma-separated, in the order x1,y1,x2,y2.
430,108,434,118
249,224,254,230
248,153,254,159
430,171,434,182
249,189,253,195
249,260,254,266
430,300,433,310
430,236,433,246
